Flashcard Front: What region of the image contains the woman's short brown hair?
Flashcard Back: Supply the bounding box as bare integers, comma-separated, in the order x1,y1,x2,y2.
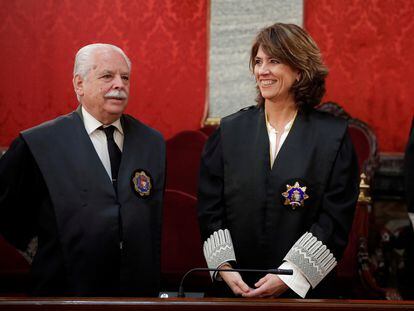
250,23,328,110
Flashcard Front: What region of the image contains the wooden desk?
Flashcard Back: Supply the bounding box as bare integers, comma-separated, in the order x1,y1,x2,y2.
1,297,414,311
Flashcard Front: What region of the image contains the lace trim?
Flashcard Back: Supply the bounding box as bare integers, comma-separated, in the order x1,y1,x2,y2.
284,232,337,288
203,229,236,276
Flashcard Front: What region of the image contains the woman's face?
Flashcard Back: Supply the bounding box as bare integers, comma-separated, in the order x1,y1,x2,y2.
254,45,299,104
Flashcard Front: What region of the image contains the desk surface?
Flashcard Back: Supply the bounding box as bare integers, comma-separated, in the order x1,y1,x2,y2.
1,297,414,311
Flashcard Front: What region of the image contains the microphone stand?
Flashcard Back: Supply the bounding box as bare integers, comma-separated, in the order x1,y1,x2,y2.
177,267,293,298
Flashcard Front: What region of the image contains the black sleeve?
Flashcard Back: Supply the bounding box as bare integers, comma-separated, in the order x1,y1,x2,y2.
310,130,360,259
197,128,226,242
405,118,414,214
0,135,46,250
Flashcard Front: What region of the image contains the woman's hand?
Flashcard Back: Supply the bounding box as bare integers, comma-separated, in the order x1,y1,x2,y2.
218,263,252,296
242,274,288,298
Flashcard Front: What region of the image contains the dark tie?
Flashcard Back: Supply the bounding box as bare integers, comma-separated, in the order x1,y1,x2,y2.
99,125,122,190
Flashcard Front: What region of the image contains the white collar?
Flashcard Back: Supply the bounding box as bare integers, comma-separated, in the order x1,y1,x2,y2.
81,106,123,135
265,110,297,133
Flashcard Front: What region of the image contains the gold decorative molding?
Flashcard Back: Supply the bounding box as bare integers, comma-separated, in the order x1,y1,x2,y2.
204,117,221,126
358,173,372,204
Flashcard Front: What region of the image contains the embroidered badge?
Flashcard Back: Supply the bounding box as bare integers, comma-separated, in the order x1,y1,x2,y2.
282,181,309,209
131,170,152,197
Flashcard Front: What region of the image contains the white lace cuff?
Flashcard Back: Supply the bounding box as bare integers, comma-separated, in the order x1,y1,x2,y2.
284,232,337,288
203,229,236,279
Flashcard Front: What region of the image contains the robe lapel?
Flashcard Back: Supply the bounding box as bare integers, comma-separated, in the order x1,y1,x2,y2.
254,107,272,174
70,111,116,195
235,107,272,191
117,116,130,195
116,116,145,202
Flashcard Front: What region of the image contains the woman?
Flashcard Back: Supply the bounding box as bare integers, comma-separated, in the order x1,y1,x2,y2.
197,23,359,298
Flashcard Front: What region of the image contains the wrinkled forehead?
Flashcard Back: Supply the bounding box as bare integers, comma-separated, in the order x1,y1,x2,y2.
91,48,130,73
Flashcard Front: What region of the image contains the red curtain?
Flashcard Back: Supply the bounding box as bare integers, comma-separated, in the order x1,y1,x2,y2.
0,0,207,146
305,0,414,152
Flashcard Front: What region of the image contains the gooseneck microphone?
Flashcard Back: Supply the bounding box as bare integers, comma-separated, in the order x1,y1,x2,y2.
177,267,293,298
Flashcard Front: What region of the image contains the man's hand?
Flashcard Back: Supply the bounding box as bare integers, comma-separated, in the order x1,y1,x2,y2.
242,274,288,298
218,263,252,296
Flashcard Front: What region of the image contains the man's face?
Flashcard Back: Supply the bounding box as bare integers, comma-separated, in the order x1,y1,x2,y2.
74,48,130,124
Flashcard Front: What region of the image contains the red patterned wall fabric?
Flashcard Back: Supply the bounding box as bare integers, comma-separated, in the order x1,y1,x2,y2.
0,0,207,146
305,0,414,152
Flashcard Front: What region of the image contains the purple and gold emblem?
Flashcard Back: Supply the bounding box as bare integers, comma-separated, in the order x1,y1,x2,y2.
131,170,152,197
282,181,309,209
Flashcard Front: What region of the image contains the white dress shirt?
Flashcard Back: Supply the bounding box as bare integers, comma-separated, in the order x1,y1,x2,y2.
81,106,124,181
265,112,296,168
265,110,311,298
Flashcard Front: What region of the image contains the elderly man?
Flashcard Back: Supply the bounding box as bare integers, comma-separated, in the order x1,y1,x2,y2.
0,44,165,296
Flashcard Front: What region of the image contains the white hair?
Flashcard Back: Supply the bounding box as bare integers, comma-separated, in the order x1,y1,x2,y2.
73,43,132,79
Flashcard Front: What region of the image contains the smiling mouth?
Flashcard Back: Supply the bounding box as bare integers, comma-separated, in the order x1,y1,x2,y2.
260,80,276,87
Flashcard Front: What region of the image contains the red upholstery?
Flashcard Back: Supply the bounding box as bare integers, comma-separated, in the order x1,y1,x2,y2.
199,125,217,137
161,189,209,290
336,199,369,279
166,131,207,196
163,131,211,290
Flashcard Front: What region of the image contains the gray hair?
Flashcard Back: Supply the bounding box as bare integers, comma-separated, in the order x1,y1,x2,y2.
73,43,132,78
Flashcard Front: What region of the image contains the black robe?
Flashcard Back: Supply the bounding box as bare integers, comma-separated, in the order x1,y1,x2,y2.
0,109,165,296
197,106,359,291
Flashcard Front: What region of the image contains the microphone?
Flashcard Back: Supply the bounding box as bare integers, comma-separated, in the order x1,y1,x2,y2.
177,267,293,298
